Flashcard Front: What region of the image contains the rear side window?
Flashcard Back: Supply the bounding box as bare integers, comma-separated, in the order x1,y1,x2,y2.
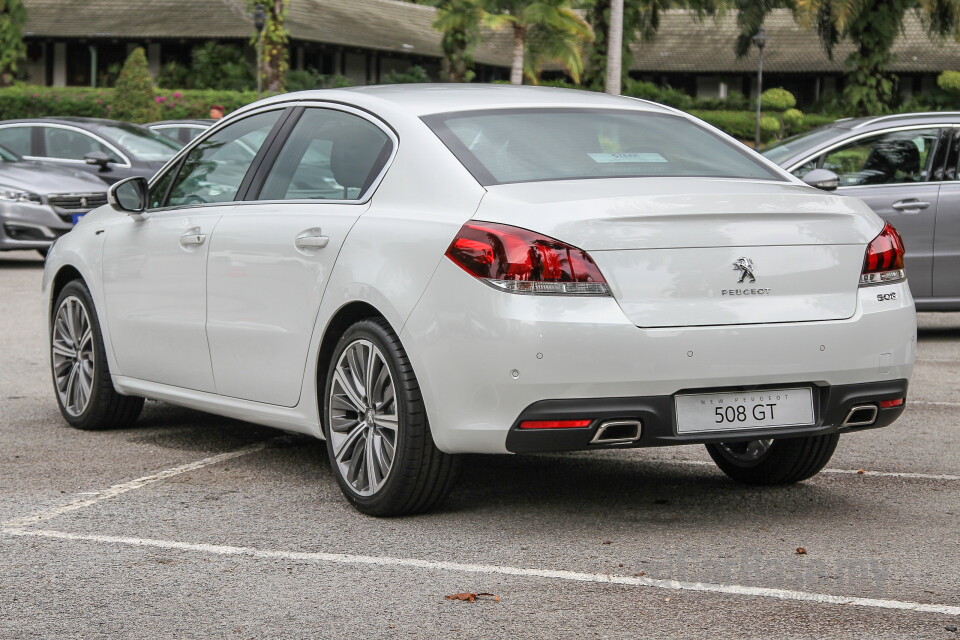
43,127,120,162
423,108,784,185
0,126,31,156
256,108,391,201
819,128,940,186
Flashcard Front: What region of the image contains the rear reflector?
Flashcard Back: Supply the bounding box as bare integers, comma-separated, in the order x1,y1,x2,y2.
519,419,592,429
880,398,904,408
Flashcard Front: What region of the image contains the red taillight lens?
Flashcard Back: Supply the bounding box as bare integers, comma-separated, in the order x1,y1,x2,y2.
880,398,904,408
445,222,611,295
860,222,906,285
519,419,592,429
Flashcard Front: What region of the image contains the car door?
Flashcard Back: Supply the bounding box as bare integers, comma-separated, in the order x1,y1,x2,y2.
800,127,943,299
101,108,288,392
931,126,960,301
35,125,134,184
205,105,395,406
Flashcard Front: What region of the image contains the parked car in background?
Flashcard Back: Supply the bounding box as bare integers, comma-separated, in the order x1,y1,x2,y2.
763,112,960,311
147,119,213,146
0,143,108,256
0,117,180,185
44,86,914,516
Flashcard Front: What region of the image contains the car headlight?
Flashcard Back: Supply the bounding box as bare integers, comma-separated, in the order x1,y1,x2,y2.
0,186,42,204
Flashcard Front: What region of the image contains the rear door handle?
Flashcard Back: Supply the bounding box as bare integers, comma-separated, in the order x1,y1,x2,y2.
891,200,930,212
295,228,330,250
179,231,206,246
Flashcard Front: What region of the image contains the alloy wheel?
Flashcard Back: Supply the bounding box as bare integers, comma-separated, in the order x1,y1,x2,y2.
52,295,95,417
328,339,399,496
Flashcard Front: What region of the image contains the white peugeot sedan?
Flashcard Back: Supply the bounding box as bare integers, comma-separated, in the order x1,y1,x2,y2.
43,85,916,516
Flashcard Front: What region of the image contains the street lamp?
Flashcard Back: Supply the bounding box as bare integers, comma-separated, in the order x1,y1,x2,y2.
752,26,768,149
254,3,267,98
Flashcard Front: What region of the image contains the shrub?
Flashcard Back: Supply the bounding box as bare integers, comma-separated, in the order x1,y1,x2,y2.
382,65,431,84
782,108,804,133
688,110,783,144
623,79,693,111
937,70,960,95
112,48,158,123
760,87,796,112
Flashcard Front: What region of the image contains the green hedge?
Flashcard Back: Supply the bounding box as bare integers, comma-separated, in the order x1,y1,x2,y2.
689,110,835,144
0,85,259,120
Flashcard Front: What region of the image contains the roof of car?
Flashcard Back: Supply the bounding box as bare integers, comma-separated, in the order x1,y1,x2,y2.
147,120,214,127
0,117,135,128
254,84,674,118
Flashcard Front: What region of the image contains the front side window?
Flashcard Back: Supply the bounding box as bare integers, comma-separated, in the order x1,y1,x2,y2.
43,128,120,162
423,108,785,185
256,109,391,201
819,128,940,187
0,127,31,156
162,110,283,207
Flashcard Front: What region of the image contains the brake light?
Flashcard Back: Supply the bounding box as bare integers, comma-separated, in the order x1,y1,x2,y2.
880,398,904,408
860,222,905,285
445,222,611,295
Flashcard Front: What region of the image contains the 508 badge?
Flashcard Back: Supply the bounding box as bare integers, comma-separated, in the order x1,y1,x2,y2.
877,292,897,302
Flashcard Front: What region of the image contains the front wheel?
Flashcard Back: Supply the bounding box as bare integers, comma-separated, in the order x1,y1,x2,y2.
323,318,458,516
705,433,839,485
51,280,144,429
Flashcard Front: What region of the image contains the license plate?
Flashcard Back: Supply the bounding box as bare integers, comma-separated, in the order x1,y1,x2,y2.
675,387,814,434
71,213,86,225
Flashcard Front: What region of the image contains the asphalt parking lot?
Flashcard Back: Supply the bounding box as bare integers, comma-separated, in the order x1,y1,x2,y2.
1,249,957,639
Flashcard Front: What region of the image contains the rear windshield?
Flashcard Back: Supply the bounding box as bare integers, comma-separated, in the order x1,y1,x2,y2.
423,108,785,185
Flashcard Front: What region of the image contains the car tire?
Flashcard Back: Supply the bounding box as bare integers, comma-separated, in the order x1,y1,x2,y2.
323,318,459,516
37,248,48,258
705,434,839,485
51,280,144,430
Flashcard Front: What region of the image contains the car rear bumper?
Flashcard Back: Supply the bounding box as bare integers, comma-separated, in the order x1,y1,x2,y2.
504,379,908,453
401,260,916,454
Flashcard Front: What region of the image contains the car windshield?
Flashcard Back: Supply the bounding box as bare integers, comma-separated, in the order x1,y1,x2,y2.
423,108,785,185
760,128,842,164
0,144,19,162
95,124,180,162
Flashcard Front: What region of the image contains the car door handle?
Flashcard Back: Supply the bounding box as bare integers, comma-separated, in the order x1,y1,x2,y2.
179,231,206,246
295,229,330,250
891,200,930,211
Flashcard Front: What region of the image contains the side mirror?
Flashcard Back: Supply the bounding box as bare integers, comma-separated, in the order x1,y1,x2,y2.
84,151,111,168
801,168,840,192
108,176,148,216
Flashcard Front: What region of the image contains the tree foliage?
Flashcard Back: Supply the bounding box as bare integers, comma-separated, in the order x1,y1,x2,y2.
158,42,254,91
480,0,593,84
432,0,483,81
760,86,795,111
112,47,159,123
0,0,26,87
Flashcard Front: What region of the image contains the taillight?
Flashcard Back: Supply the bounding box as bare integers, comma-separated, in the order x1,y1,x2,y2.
860,222,905,286
445,222,611,295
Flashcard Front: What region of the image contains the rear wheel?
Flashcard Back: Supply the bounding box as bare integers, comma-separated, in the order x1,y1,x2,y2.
51,281,143,430
323,318,458,516
705,434,839,485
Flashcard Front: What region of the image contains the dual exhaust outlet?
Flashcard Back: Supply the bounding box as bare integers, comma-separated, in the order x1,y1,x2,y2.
841,404,879,428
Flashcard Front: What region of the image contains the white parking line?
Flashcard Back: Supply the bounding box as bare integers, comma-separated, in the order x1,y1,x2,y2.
3,527,958,617
1,441,271,528
667,459,960,481
910,400,960,408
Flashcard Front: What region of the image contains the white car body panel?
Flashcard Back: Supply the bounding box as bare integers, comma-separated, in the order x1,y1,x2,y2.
101,206,226,392
40,85,916,463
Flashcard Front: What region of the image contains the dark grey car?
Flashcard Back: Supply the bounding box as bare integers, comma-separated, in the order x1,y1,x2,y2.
0,117,180,185
762,112,960,311
0,144,108,255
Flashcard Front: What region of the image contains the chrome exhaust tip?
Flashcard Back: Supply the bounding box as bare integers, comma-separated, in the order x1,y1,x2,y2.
841,404,878,427
590,420,642,445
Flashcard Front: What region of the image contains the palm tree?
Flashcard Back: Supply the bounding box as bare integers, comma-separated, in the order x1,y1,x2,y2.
481,0,594,84
432,0,484,82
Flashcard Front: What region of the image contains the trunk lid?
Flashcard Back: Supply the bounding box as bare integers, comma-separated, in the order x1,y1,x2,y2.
473,178,881,328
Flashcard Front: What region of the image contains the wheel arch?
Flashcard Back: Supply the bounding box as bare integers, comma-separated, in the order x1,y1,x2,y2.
314,300,390,427
49,264,85,319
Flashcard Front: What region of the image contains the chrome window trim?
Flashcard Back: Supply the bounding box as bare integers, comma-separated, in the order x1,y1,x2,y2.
849,113,960,130
244,100,399,207
0,123,134,168
786,124,948,186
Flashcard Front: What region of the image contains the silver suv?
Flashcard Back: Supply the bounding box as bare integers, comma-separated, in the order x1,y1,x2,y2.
763,112,960,311
0,144,107,256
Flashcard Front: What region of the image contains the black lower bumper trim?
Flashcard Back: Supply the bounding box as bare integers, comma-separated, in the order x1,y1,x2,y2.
504,379,908,454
